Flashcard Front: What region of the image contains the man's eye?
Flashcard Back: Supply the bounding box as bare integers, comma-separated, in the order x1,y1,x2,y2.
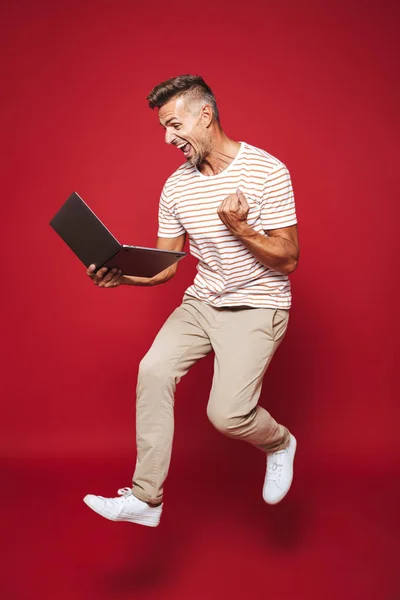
173,124,181,130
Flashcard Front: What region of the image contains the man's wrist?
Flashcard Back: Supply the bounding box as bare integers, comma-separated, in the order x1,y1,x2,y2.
231,222,256,240
122,275,154,286
121,275,137,286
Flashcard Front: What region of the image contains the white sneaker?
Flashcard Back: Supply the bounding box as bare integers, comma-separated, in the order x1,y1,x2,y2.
262,434,297,505
83,487,162,527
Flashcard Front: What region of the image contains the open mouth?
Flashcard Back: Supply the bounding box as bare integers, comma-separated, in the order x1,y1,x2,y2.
177,142,191,157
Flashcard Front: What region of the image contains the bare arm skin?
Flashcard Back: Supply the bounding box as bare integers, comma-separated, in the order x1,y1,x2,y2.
233,222,299,275
217,190,299,275
123,234,186,286
86,233,186,288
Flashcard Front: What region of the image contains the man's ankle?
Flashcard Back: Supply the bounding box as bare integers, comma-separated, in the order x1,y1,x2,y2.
131,490,162,507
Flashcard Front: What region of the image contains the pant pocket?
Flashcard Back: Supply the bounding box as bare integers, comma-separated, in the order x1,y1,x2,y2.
272,309,289,342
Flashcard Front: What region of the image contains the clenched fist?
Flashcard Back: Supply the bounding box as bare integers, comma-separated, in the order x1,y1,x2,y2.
217,189,249,235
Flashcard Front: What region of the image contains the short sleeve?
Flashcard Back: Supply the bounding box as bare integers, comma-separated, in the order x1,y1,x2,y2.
260,164,297,231
157,186,186,238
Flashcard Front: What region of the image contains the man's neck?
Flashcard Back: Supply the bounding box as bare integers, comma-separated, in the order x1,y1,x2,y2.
197,131,241,176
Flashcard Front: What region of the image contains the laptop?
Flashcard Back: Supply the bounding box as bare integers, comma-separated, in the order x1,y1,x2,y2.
50,192,186,277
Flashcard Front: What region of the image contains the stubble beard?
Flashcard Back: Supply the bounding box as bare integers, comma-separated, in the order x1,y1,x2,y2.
190,135,212,167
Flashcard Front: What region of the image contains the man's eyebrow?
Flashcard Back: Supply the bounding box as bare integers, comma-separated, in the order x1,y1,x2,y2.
161,117,180,127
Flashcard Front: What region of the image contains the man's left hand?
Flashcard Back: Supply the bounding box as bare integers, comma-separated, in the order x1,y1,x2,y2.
217,189,249,235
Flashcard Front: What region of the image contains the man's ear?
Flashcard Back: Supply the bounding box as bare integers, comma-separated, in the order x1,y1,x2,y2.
201,104,213,127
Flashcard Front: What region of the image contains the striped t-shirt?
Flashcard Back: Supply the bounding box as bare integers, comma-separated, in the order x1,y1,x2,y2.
158,141,297,309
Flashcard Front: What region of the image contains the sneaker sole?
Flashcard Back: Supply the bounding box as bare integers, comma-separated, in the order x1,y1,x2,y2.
83,496,161,527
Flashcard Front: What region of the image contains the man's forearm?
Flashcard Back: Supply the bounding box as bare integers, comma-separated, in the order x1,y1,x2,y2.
234,224,298,275
122,265,176,287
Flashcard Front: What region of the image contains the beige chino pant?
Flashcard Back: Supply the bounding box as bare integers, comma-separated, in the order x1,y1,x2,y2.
132,294,291,504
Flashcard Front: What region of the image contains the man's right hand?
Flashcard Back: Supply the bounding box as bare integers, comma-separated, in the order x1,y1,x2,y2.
86,264,158,288
86,264,124,288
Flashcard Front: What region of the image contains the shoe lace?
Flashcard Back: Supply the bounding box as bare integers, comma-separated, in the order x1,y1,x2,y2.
267,451,285,482
103,487,133,507
117,487,133,498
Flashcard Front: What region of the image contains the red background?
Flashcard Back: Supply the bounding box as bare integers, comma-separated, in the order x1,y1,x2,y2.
1,1,399,599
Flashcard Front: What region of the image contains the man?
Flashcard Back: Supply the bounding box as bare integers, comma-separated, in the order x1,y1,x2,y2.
83,75,299,527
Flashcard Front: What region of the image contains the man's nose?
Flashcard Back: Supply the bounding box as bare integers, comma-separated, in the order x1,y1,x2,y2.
165,130,176,145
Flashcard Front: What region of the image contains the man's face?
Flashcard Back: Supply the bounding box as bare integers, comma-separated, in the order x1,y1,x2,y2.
158,96,211,166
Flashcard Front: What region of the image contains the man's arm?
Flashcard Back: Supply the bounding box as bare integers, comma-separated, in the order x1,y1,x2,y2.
234,222,299,275
87,233,186,288
217,190,299,275
123,234,186,286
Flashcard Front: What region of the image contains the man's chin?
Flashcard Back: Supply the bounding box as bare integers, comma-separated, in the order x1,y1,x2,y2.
186,147,205,167
193,153,204,167
187,155,199,167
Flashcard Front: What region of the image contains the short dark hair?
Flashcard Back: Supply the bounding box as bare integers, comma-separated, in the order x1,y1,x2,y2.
147,74,220,124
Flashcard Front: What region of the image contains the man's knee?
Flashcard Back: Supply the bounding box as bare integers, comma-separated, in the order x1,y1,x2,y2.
207,403,255,437
207,406,229,434
137,355,174,389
